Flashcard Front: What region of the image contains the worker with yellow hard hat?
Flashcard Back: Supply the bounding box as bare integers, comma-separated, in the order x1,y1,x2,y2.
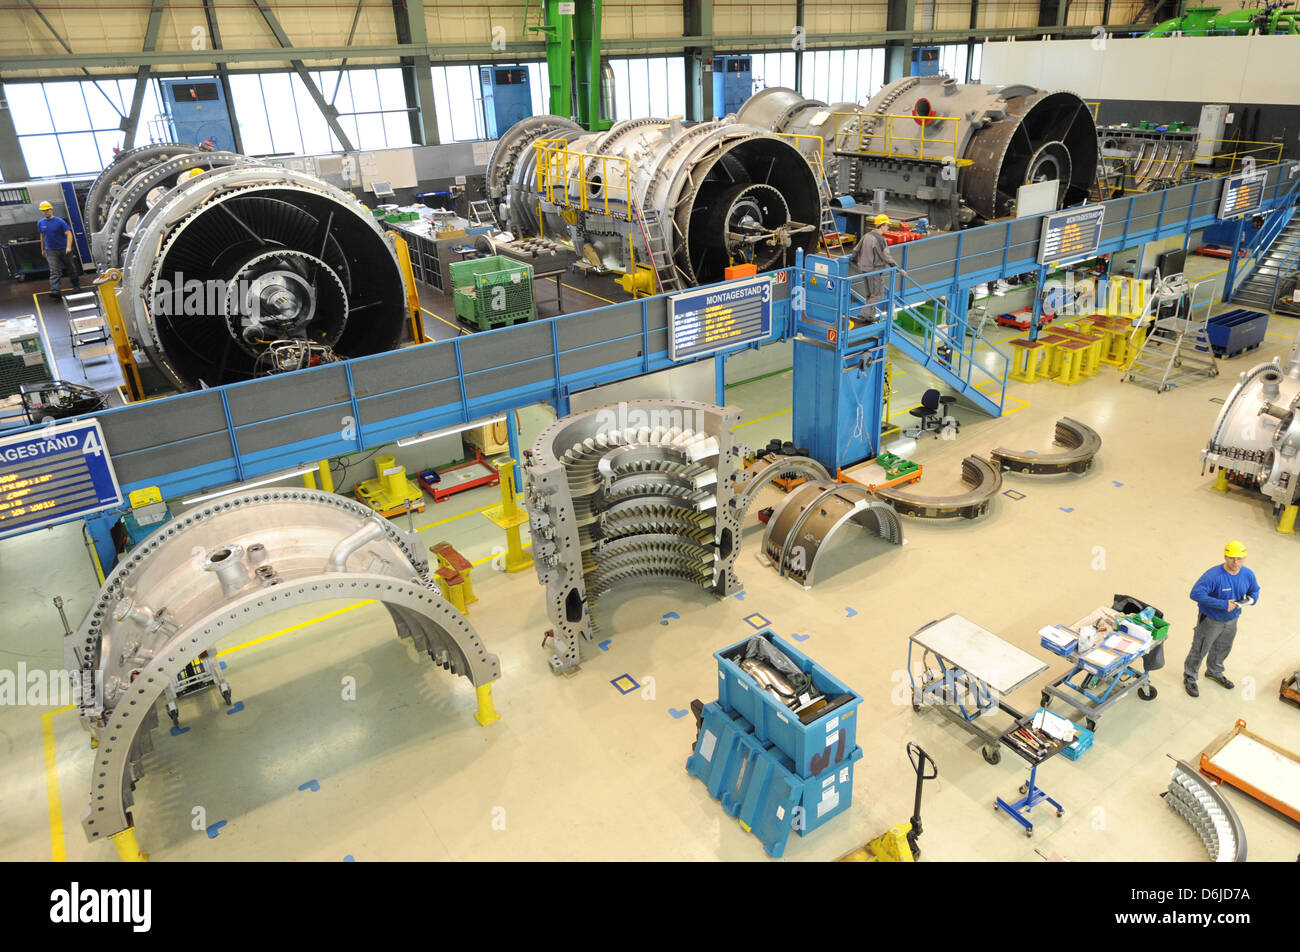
850,211,907,316
1183,540,1260,697
37,199,83,299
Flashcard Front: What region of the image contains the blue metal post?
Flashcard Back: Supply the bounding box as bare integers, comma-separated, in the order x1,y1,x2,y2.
1223,216,1246,302
714,353,726,406
1028,265,1048,343
506,409,522,492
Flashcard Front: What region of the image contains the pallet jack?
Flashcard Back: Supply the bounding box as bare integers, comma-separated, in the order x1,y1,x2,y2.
839,742,937,862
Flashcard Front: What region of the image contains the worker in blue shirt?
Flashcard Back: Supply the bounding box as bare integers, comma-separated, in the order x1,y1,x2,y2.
37,200,83,299
1183,540,1260,697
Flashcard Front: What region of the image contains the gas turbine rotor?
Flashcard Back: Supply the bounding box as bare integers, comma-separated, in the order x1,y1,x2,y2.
222,248,348,353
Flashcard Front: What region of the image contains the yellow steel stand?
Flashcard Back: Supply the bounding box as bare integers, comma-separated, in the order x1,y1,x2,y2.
302,470,318,489
354,455,424,516
838,824,915,862
482,459,533,573
1010,340,1045,383
317,460,334,493
431,542,477,607
94,269,147,403
1278,504,1298,534
1213,470,1230,493
388,233,428,344
109,827,148,862
474,683,499,726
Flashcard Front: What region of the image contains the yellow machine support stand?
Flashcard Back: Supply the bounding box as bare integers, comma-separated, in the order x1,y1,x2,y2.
1278,504,1298,534
109,827,148,862
94,269,147,403
482,458,533,572
387,232,428,344
354,455,425,516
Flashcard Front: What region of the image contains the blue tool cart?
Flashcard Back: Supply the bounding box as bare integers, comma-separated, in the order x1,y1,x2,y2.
907,613,1049,766
1039,602,1164,731
686,631,863,857
994,715,1069,837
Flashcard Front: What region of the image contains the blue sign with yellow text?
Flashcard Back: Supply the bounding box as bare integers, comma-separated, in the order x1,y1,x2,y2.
0,420,122,539
669,276,772,361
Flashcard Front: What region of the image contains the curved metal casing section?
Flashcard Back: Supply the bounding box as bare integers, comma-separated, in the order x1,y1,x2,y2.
991,417,1102,475
523,400,744,672
70,489,499,843
876,455,1003,519
760,480,903,588
1165,758,1247,862
730,452,832,522
118,164,407,391
92,149,249,269
83,142,203,234
487,114,824,286
1203,345,1300,507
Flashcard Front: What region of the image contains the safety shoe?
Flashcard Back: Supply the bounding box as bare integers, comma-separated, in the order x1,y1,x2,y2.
1184,679,1199,698
1206,673,1235,690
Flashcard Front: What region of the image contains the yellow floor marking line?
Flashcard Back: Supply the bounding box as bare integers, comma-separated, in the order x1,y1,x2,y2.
976,380,1032,416
421,306,465,335
731,407,792,430
561,283,616,305
43,704,74,862
215,600,373,658
470,541,534,568
417,497,519,532
32,292,62,379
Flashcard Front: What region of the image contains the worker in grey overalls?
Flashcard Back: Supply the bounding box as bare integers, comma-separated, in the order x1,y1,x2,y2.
851,213,905,319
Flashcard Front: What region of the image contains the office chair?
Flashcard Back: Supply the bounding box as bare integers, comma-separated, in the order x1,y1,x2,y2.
908,389,943,437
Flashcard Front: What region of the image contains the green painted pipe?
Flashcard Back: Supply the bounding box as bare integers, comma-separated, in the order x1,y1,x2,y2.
1144,4,1300,35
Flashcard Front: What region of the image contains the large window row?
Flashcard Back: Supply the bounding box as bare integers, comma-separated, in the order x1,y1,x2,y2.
5,48,988,178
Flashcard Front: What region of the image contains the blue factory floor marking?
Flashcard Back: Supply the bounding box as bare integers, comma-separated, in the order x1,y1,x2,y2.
845,607,858,618
1003,490,1026,500
611,674,639,694
743,613,771,629
669,708,688,719
660,611,680,625
733,591,746,600
1210,397,1225,404
598,639,612,651
789,632,811,642
226,701,245,715
219,660,227,670
298,779,320,793
169,725,190,737
1059,507,1075,513
206,820,227,839
344,855,356,862
1112,480,1124,487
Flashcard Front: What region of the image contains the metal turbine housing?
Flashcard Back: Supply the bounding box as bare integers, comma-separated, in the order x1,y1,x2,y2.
737,79,1099,229
117,164,408,390
486,114,824,286
69,488,501,844
1203,341,1300,508
522,400,744,672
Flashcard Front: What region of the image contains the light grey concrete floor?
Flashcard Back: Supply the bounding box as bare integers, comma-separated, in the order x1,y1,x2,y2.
4,267,1300,863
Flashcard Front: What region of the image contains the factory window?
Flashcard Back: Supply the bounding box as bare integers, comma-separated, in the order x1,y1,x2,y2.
934,44,970,83
800,48,885,104
430,65,486,142
607,57,687,120
8,79,161,177
753,51,797,91
969,44,983,82
230,68,413,156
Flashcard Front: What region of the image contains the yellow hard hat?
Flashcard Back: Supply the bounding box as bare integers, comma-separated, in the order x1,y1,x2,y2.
1224,540,1247,558
873,213,891,226
39,201,53,210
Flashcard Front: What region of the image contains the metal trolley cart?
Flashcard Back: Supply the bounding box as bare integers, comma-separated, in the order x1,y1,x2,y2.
1040,604,1161,731
165,652,233,728
908,613,1049,765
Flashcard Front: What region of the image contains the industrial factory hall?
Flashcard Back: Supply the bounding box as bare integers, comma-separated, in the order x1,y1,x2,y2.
0,0,1297,906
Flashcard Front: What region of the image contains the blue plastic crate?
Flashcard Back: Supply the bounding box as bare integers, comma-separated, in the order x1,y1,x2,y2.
1206,308,1268,357
716,631,862,778
787,744,864,836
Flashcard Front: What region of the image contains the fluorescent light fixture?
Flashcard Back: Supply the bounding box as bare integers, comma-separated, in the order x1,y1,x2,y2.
182,463,319,506
396,414,507,448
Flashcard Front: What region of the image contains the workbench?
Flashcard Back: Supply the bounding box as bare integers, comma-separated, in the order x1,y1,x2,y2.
908,613,1049,765
1039,605,1159,731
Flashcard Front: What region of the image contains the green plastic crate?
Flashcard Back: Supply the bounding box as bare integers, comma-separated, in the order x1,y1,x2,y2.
450,255,535,331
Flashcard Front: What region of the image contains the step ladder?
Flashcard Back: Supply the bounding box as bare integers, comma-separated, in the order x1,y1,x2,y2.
63,290,113,378
1123,277,1219,393
803,148,846,255
632,205,682,295
468,199,498,229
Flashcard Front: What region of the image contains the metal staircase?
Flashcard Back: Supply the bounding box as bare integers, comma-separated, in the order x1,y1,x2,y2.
1123,277,1219,393
1232,215,1300,312
888,275,1007,417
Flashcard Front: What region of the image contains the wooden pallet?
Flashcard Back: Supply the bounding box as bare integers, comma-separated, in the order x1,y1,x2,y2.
1281,674,1300,711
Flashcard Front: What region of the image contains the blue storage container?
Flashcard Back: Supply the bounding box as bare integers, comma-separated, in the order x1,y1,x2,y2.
715,631,862,778
1206,308,1268,357
787,744,864,836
